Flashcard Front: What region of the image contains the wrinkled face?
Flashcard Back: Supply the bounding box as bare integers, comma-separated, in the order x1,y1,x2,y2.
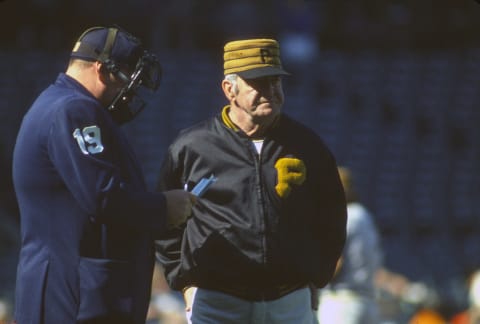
234,75,284,121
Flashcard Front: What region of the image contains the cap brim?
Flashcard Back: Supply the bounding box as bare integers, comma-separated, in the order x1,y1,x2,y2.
236,66,290,79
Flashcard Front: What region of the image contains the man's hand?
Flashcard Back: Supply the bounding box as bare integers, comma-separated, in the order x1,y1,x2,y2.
183,286,197,312
163,189,196,229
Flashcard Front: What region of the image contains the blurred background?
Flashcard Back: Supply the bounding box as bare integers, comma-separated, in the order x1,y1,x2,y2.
1,0,480,323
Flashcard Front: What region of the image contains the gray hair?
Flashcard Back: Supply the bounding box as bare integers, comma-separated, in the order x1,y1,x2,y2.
224,73,239,94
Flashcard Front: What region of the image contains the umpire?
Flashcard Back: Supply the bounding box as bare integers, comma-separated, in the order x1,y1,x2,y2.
12,26,194,324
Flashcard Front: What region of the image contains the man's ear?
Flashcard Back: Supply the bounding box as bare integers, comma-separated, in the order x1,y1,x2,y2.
95,61,109,83
221,79,235,101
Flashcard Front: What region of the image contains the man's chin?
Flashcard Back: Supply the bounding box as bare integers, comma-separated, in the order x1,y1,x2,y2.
253,109,280,123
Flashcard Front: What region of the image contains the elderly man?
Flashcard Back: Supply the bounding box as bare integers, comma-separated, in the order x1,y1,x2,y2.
156,38,347,324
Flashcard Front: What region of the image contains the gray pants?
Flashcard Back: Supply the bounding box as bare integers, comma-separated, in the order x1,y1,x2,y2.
187,287,316,324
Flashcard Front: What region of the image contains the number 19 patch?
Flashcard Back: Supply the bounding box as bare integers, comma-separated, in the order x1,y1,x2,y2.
72,125,104,155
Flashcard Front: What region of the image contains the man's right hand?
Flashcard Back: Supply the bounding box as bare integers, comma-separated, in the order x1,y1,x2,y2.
163,189,196,229
183,286,197,312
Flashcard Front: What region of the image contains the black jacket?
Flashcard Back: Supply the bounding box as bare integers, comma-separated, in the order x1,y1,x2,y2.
156,107,347,299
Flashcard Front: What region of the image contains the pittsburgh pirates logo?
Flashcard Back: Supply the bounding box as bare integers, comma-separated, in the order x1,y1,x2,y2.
274,157,306,198
260,48,270,63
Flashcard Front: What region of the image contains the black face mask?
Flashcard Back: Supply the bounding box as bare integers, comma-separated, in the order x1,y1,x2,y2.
107,52,162,124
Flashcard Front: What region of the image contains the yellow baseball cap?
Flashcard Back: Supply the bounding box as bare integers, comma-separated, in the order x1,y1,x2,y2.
223,38,290,79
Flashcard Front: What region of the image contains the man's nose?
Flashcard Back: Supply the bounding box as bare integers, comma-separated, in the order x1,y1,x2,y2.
261,81,276,95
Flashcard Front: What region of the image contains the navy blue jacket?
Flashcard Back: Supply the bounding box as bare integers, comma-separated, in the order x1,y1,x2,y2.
13,73,167,323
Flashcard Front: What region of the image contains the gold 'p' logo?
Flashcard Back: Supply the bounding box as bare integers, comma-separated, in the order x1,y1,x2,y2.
260,48,270,63
274,157,306,198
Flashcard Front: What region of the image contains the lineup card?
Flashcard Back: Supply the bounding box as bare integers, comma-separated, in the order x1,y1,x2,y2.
191,175,217,197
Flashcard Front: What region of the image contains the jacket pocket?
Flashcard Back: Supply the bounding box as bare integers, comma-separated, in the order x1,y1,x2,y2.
76,257,133,322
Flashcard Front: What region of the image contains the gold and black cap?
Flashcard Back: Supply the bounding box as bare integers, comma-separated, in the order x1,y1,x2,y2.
223,38,290,79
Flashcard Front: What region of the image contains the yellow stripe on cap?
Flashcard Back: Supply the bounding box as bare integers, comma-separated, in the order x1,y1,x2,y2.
224,38,284,75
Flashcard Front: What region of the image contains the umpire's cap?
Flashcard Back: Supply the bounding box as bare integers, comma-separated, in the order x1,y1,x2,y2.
70,26,143,71
223,38,290,79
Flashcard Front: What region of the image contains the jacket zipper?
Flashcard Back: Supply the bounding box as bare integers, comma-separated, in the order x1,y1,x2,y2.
250,140,268,266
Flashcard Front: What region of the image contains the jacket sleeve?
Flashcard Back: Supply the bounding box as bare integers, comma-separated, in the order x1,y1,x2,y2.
47,99,167,235
311,152,348,288
154,147,185,289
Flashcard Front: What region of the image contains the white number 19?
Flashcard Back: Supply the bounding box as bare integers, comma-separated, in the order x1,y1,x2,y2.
73,125,104,155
